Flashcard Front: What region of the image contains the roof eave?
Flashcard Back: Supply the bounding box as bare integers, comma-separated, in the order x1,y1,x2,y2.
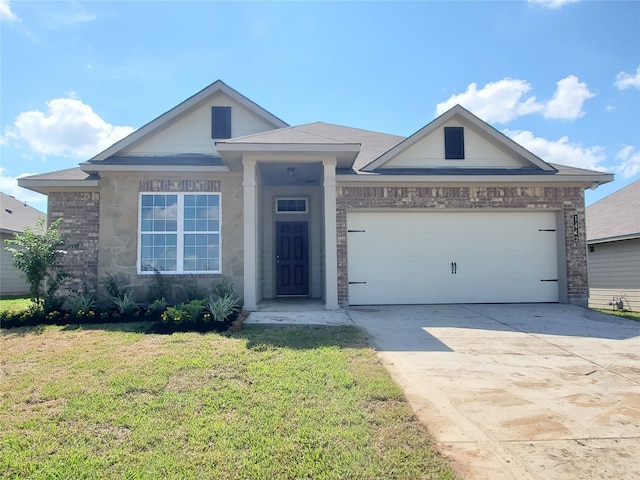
18,178,99,195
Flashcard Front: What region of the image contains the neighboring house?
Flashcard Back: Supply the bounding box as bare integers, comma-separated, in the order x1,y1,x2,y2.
19,80,613,310
586,180,640,311
0,192,46,296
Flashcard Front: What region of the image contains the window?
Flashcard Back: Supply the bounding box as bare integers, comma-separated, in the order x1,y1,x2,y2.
139,193,221,274
211,106,231,139
276,198,308,213
444,126,465,159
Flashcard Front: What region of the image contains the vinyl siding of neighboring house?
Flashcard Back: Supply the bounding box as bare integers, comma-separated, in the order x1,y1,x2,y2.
1,231,31,295
588,238,640,311
0,193,46,296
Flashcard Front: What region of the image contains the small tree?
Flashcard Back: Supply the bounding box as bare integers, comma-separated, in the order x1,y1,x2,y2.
5,217,73,309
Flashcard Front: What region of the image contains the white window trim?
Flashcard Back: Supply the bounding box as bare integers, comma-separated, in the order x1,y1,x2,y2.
275,197,308,214
137,192,222,275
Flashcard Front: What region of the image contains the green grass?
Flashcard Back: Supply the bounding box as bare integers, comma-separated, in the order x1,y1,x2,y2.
0,296,33,313
595,309,640,322
0,323,456,479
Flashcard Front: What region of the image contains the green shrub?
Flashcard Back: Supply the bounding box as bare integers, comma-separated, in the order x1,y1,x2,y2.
111,291,138,316
69,292,96,316
100,272,122,299
161,299,204,324
212,276,236,300
204,292,239,322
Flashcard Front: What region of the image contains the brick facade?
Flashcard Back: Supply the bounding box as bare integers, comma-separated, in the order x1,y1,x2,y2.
336,185,588,306
48,191,100,295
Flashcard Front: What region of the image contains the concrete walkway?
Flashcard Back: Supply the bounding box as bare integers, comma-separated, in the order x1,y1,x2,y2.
348,304,640,480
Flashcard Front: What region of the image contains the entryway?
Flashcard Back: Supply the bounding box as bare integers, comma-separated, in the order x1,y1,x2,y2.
275,221,309,296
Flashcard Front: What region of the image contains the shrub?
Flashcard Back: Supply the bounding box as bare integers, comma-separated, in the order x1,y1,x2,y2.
69,292,96,316
212,277,236,300
100,272,122,299
162,299,204,324
204,292,240,323
4,217,75,310
111,291,138,316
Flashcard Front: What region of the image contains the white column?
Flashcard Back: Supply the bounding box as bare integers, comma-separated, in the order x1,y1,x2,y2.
242,158,258,311
323,158,339,310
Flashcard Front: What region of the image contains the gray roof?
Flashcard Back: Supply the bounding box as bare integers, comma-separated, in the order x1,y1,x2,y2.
84,154,225,167
0,192,46,234
19,167,98,181
586,180,640,243
221,122,404,171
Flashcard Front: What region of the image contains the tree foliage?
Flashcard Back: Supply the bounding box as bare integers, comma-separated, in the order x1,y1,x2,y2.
5,217,73,308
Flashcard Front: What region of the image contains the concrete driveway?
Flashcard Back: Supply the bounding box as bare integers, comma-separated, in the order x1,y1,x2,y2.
348,304,640,480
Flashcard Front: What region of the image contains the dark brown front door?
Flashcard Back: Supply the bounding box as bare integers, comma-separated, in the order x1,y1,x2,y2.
276,222,309,296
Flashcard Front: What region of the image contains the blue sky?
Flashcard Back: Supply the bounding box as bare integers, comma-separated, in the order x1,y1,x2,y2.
1,0,639,213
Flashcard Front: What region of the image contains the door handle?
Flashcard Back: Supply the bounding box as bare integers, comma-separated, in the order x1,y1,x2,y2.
451,262,457,275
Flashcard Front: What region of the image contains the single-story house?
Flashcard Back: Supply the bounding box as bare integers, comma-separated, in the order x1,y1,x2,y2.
19,80,613,310
586,180,640,311
0,192,46,296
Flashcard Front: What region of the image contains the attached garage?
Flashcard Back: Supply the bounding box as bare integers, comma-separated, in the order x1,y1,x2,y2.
347,210,561,305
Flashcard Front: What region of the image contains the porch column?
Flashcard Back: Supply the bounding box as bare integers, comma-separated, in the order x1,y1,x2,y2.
323,158,340,310
242,158,258,311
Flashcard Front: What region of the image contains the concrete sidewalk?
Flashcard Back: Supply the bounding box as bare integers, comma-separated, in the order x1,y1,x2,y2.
348,304,640,480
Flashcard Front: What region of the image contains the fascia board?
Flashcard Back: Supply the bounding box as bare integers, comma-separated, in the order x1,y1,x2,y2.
81,164,230,173
588,233,640,244
336,172,614,184
18,178,99,195
216,143,361,154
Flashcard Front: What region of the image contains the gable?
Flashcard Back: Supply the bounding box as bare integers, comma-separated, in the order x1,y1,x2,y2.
124,93,279,156
383,118,532,169
90,80,288,161
363,105,555,173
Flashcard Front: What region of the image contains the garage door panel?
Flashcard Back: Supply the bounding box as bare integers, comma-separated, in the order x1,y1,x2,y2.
347,211,559,305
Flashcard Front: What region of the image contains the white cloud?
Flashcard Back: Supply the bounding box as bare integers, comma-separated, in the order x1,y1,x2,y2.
614,66,640,90
436,75,594,124
504,129,607,171
3,98,134,159
0,168,47,207
543,75,594,120
40,2,96,28
436,79,543,123
0,0,19,22
528,0,579,9
615,145,640,178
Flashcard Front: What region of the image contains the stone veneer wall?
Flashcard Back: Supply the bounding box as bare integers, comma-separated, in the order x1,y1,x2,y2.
336,185,588,306
98,173,244,303
48,191,100,295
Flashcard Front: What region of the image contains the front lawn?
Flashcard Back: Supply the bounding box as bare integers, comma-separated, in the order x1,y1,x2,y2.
0,323,456,479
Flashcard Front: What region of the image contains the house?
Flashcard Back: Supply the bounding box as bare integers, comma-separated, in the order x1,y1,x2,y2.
19,80,613,310
0,192,46,296
586,180,640,311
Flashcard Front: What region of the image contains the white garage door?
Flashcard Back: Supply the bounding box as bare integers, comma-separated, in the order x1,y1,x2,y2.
347,211,559,305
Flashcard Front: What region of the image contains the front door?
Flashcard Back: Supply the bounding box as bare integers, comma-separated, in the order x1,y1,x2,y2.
276,222,309,296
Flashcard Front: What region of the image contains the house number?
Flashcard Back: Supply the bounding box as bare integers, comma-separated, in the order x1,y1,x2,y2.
573,214,579,244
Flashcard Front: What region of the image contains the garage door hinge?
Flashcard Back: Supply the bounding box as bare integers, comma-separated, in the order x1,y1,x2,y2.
348,281,367,285
347,229,366,233
538,229,556,232
540,279,558,282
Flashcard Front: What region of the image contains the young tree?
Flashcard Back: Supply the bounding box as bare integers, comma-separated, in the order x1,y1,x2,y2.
5,217,73,309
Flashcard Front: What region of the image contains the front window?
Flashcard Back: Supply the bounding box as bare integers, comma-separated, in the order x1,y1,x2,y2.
139,193,221,274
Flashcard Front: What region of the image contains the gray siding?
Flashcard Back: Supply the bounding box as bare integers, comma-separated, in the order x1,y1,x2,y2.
588,238,640,311
1,232,30,295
